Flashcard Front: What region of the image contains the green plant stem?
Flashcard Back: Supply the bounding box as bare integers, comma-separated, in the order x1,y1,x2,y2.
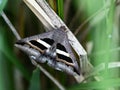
57,0,64,20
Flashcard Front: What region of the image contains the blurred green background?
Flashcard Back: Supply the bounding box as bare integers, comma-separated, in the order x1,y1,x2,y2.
0,0,120,90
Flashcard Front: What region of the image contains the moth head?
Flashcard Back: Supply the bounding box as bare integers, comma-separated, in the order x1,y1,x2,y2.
59,26,66,31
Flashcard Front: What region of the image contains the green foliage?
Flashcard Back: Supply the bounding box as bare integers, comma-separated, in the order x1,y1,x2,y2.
29,68,40,90
0,26,30,90
0,0,7,13
0,27,14,90
0,27,30,80
69,78,120,90
57,0,64,19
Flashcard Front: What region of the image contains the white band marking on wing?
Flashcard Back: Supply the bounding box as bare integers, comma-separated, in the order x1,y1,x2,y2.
37,39,70,57
56,49,70,57
37,39,51,48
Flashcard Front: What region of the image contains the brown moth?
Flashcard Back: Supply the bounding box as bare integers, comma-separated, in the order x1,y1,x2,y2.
15,27,80,75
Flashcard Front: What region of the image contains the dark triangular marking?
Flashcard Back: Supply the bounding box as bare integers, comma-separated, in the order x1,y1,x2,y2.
57,43,67,52
41,38,54,45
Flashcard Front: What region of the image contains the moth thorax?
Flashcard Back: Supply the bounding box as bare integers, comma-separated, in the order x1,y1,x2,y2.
52,30,66,43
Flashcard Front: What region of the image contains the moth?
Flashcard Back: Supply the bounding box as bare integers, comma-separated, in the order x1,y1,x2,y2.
15,27,80,75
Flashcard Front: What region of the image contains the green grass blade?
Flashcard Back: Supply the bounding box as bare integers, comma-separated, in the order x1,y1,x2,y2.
57,0,64,20
0,27,14,90
29,68,40,90
68,78,120,90
0,27,30,81
0,52,15,90
0,0,7,13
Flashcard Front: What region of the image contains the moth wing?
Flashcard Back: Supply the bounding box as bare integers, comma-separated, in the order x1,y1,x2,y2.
15,30,55,53
19,30,55,42
57,35,80,75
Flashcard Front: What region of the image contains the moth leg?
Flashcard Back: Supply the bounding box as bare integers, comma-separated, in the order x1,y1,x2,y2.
31,52,47,63
30,56,37,60
56,62,76,75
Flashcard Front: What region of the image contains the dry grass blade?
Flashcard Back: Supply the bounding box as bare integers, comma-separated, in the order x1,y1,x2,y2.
1,11,21,40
